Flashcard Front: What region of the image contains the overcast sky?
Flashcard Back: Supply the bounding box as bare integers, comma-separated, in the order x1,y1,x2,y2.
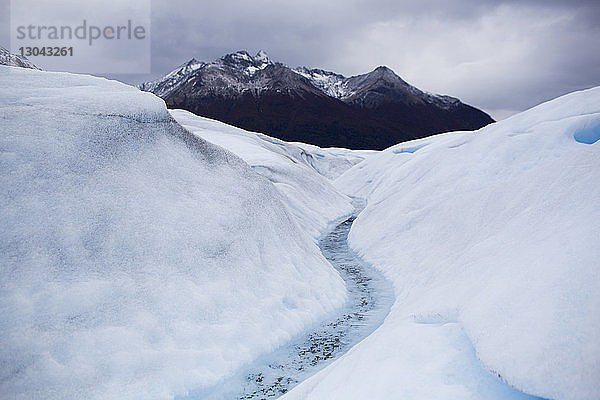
6,0,600,119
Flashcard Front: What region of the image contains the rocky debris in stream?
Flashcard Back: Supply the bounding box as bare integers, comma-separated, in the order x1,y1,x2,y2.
233,215,393,399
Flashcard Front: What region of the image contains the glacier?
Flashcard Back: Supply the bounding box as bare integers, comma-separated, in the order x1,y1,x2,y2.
1,64,598,400
282,87,600,400
169,109,374,237
0,66,347,400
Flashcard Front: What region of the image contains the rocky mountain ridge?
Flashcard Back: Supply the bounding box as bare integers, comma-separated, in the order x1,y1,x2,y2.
140,50,494,149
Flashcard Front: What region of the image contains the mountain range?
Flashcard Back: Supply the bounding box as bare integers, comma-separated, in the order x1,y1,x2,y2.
140,50,493,149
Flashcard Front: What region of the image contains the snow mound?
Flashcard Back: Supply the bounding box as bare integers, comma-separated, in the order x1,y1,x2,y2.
283,87,600,400
0,67,346,399
170,110,371,237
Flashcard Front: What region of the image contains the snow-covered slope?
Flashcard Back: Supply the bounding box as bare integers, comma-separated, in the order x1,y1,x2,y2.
170,110,372,238
292,67,348,98
0,47,40,69
283,87,600,400
0,66,346,400
169,111,372,182
138,58,205,97
293,64,460,109
138,50,272,99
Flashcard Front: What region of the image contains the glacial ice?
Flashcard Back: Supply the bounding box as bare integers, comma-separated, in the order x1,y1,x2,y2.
0,66,346,400
283,87,600,400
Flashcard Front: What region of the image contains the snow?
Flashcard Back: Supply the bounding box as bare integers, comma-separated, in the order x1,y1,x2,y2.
170,110,373,182
282,87,600,400
0,47,40,70
245,66,259,75
392,143,428,154
0,66,346,400
255,50,270,65
234,51,253,62
180,207,394,399
292,65,459,108
3,64,598,400
138,59,204,97
170,109,370,237
292,67,348,99
140,51,277,98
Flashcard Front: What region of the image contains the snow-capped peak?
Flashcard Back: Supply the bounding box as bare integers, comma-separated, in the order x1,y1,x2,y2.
224,50,253,63
247,50,271,76
166,58,204,78
218,50,273,76
139,50,484,121
255,50,270,65
371,65,404,81
137,57,204,96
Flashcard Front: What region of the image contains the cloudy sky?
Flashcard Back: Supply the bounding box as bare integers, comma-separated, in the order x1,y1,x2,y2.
5,0,600,119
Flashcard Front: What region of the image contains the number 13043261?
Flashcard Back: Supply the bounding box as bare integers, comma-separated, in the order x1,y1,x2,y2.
19,47,73,57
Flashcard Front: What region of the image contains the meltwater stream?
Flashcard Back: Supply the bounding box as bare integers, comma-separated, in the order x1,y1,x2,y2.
183,204,394,399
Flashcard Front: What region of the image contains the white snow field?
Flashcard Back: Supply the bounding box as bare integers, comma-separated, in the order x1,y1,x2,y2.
2,64,598,400
0,66,348,400
170,109,373,238
282,87,600,400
